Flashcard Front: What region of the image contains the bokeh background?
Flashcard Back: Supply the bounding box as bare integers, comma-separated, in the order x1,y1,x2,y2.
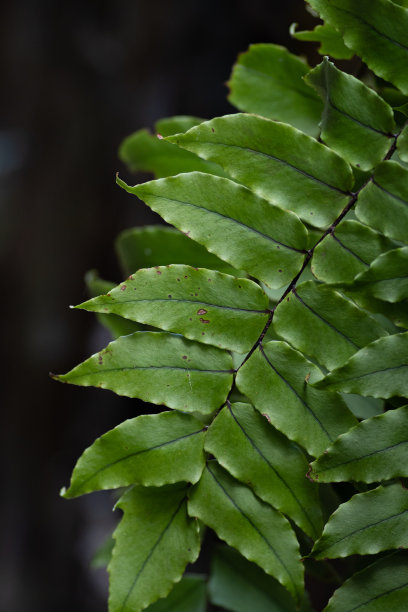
1,1,316,610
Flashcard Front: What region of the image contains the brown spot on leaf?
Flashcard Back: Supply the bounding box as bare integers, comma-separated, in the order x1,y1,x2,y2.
262,413,271,423
168,295,172,299
197,308,207,315
156,269,162,275
182,355,188,360
200,318,210,324
120,285,127,291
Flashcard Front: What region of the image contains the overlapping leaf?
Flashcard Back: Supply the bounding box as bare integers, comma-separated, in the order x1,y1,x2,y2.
290,23,353,59
305,58,395,169
397,124,408,162
346,290,408,330
55,331,233,414
117,172,308,289
109,484,200,612
154,115,203,138
236,341,357,457
188,461,304,602
119,128,226,179
314,332,408,398
310,404,408,483
325,551,408,611
145,576,206,612
205,403,322,538
62,411,206,498
273,281,387,370
116,226,238,277
76,266,270,353
227,44,322,136
166,113,354,228
356,161,408,243
311,220,395,284
311,483,408,559
308,0,408,94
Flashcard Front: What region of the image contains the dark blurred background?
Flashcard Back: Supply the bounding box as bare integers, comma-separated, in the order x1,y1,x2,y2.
1,1,314,610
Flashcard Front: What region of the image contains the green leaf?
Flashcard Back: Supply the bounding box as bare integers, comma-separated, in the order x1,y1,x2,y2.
308,0,408,95
341,393,384,419
145,575,207,612
236,341,357,457
356,160,408,243
311,483,408,559
109,484,200,612
227,44,322,136
310,404,408,484
290,23,354,59
313,332,408,398
345,247,408,303
324,551,408,611
118,128,226,179
76,265,270,353
346,290,408,330
118,172,308,289
166,113,354,228
62,411,206,498
85,270,142,339
154,116,204,138
116,226,238,277
91,535,115,569
209,545,310,612
273,281,387,370
188,461,304,602
305,57,395,170
311,220,395,284
205,403,322,539
397,124,408,162
55,331,233,414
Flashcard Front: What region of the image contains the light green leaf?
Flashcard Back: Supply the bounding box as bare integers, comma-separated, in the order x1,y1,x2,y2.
76,266,270,353
305,57,395,170
54,331,233,414
166,113,354,228
84,270,142,339
155,116,204,138
356,161,408,243
145,575,206,612
313,332,408,398
227,44,322,136
342,394,384,419
311,220,395,284
119,128,226,179
62,411,206,498
188,461,304,602
118,172,308,289
308,0,408,95
109,484,200,612
273,281,387,370
324,551,408,611
116,226,238,277
346,290,408,330
205,403,322,538
236,341,357,457
209,545,311,612
346,247,408,303
290,23,354,59
310,404,408,483
397,124,408,162
311,483,408,559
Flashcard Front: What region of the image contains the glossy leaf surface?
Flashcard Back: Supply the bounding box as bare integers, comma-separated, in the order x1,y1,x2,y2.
311,220,394,284
55,331,233,414
205,403,322,538
77,265,270,353
311,483,408,559
154,116,203,138
227,44,322,135
314,332,408,398
356,161,408,243
188,461,304,601
145,576,206,612
290,23,354,59
236,341,357,457
109,484,200,612
273,281,387,370
310,404,408,483
308,0,408,94
347,247,408,303
62,411,206,498
305,58,395,169
118,172,308,289
166,113,354,228
397,124,408,162
325,551,408,611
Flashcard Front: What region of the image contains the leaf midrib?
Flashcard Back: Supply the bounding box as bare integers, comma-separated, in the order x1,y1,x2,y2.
315,438,408,474
101,297,270,315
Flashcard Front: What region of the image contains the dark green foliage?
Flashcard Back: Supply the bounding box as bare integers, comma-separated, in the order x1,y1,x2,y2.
56,1,408,609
